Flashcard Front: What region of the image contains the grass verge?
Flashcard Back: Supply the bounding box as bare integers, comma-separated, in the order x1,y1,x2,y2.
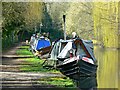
20,57,59,73
38,77,74,87
16,47,33,56
16,45,75,87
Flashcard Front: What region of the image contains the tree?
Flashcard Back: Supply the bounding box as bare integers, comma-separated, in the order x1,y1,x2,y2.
2,2,44,49
93,2,119,48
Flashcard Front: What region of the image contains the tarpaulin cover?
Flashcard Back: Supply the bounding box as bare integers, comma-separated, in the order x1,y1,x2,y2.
48,39,73,61
82,39,96,62
36,39,51,50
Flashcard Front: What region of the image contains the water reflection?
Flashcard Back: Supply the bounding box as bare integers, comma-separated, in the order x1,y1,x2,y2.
94,46,118,88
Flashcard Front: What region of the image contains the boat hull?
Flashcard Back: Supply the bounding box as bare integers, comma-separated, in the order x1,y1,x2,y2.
57,58,97,88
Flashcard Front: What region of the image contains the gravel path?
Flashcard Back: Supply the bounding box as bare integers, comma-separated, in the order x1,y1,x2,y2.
1,42,64,89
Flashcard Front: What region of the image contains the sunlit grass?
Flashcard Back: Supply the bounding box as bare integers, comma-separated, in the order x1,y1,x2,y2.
16,45,75,87
19,46,30,49
38,77,74,87
16,46,33,56
16,45,59,73
20,57,59,73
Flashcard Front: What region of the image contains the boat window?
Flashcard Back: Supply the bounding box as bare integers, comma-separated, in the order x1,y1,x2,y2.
57,42,73,59
60,42,67,52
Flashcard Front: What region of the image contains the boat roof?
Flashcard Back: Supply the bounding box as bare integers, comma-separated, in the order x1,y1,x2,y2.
49,38,96,63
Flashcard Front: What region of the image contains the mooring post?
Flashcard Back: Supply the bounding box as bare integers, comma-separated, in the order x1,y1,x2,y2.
63,15,66,40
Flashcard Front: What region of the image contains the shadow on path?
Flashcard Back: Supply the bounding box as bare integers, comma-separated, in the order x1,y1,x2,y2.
1,42,65,89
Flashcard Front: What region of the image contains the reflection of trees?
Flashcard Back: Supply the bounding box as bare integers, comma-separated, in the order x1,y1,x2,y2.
94,47,118,88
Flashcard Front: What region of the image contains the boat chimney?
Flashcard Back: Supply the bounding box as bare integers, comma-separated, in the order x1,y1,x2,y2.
63,15,66,40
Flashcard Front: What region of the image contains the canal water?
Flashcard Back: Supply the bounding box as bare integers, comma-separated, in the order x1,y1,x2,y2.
94,46,119,89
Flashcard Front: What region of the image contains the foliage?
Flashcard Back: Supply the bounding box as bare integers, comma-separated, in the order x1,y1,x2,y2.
24,2,43,32
2,2,44,49
2,2,25,34
46,2,94,40
41,3,64,41
2,2,26,49
46,2,119,48
2,2,119,49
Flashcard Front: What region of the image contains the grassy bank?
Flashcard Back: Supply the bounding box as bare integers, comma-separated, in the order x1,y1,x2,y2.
16,45,75,87
20,57,59,73
38,77,74,87
16,46,33,56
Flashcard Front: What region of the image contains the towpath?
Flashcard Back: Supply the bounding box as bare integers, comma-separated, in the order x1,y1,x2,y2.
1,42,64,90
